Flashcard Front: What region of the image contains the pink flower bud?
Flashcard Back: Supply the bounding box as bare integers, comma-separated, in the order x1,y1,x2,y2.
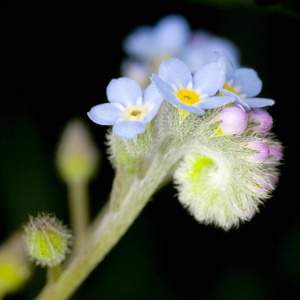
253,177,269,194
248,109,273,132
269,174,278,188
245,141,270,162
218,104,248,135
269,145,283,162
252,174,277,194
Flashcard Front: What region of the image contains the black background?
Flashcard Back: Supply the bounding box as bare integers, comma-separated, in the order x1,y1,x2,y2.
0,0,299,299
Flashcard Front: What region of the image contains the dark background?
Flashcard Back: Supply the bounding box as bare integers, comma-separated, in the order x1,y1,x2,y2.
0,0,299,299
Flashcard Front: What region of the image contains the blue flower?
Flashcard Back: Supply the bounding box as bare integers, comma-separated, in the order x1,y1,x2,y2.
87,78,164,139
216,52,275,111
150,58,235,114
180,30,240,73
123,14,190,61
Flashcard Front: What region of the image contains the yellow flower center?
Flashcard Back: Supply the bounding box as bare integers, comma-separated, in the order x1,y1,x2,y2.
177,89,200,106
130,109,142,117
126,106,147,121
222,83,237,94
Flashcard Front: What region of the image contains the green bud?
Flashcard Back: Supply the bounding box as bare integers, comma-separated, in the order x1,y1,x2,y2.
174,136,281,231
56,119,100,184
24,213,72,267
0,233,31,298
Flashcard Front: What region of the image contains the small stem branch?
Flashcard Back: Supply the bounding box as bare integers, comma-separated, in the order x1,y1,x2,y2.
67,180,89,252
36,145,183,300
47,265,61,283
36,182,153,300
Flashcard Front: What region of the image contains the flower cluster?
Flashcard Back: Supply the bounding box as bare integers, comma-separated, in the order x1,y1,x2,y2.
174,105,282,230
122,14,240,89
87,15,282,230
88,52,274,141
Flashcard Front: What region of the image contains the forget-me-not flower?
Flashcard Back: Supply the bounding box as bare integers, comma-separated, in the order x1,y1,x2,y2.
180,30,240,73
216,52,275,111
87,78,164,139
123,14,190,62
151,57,235,114
122,15,241,91
122,14,191,90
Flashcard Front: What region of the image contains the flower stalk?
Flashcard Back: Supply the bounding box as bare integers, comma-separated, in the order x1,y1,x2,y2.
35,144,180,300
67,181,90,252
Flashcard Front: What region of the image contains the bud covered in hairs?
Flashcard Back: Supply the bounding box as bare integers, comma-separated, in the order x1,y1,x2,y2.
24,213,72,267
248,109,273,132
217,104,248,135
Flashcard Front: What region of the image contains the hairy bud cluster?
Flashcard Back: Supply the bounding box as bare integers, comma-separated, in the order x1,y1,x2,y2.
174,106,282,230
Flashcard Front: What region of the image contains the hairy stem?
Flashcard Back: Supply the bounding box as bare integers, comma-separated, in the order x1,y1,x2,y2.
35,150,176,300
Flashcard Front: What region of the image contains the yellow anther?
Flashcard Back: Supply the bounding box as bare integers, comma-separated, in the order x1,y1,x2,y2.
223,83,237,94
126,106,147,121
177,89,200,105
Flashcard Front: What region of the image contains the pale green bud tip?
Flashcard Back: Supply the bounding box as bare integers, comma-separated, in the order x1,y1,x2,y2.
0,233,31,297
24,213,72,267
56,119,100,183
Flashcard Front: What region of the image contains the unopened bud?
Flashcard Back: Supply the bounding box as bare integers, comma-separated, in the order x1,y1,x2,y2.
269,145,283,162
245,141,270,162
0,233,31,297
56,119,100,184
217,104,248,135
24,213,72,267
248,109,273,132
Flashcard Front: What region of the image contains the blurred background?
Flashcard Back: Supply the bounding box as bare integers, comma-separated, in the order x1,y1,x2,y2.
0,0,299,299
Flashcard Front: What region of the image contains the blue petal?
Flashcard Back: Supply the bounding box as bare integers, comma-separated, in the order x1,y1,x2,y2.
158,58,192,90
200,96,235,109
123,15,190,60
180,45,207,73
143,83,164,106
207,37,241,69
123,26,154,60
106,77,142,107
174,100,205,114
193,59,225,96
220,88,251,111
151,74,177,103
232,68,262,98
243,97,275,108
142,83,164,123
208,51,235,82
112,120,147,139
87,103,123,125
153,15,191,56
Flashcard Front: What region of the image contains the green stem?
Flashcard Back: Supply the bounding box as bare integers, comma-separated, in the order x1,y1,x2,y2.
67,180,89,253
46,265,61,283
35,151,174,300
